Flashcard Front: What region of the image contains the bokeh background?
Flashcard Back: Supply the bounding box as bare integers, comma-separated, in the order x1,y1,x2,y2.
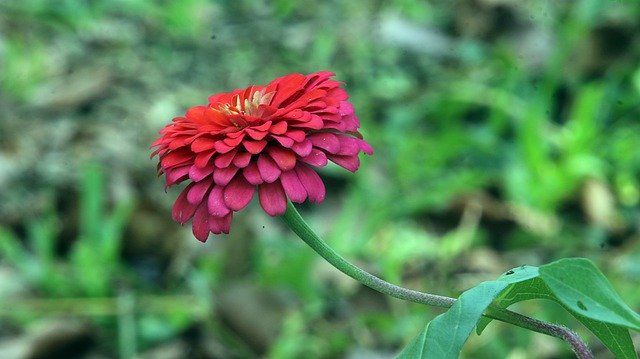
1,0,640,358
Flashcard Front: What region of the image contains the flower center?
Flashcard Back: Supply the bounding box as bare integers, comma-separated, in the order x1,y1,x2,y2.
217,88,275,126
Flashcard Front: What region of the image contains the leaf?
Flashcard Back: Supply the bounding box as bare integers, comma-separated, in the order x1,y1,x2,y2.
574,315,637,359
476,277,552,334
539,258,640,331
476,259,638,358
398,281,510,359
399,265,540,358
400,259,639,358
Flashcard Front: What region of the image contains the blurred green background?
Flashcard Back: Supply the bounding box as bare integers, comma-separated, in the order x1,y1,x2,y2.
1,0,639,358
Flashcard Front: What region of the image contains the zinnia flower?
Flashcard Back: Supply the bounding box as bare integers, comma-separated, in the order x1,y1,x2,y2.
151,71,373,241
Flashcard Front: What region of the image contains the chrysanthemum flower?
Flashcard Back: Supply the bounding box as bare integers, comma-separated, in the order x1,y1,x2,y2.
151,71,373,241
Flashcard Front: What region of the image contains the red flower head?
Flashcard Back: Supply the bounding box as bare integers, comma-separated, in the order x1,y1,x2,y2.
151,71,373,241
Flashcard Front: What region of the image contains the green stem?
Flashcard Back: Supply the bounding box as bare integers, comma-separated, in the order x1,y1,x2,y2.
281,201,593,359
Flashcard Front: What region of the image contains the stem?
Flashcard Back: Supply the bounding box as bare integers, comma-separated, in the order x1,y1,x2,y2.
281,201,594,359
484,308,593,359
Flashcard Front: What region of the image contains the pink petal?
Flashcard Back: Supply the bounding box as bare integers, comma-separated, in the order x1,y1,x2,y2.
306,114,324,129
223,175,255,211
232,151,252,168
336,136,360,156
271,135,295,148
189,164,214,182
280,170,307,203
301,148,328,167
214,140,236,154
172,185,199,223
295,164,325,203
285,130,306,142
213,166,239,186
244,140,268,154
267,147,297,171
192,203,210,242
187,178,213,204
309,133,340,153
291,140,313,157
360,140,374,155
258,180,287,216
207,185,231,217
339,101,354,117
166,165,190,187
257,154,282,183
327,154,360,172
214,149,238,168
209,213,233,234
243,162,264,185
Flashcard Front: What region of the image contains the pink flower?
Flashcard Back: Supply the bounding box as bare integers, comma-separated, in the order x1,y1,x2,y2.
151,71,373,241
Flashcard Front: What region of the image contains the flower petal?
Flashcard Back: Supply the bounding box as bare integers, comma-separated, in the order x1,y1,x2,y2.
295,164,325,203
166,165,190,187
243,162,264,185
327,154,360,172
207,185,231,217
244,140,268,154
194,150,216,168
192,203,210,242
232,151,252,168
189,164,214,182
301,148,328,167
223,175,255,211
267,147,297,171
269,121,288,134
209,212,233,234
245,127,269,140
214,140,236,154
258,180,287,216
257,154,282,183
271,135,295,148
291,140,313,157
213,166,239,186
191,137,217,153
280,170,307,203
285,130,306,142
214,148,238,168
161,149,194,168
172,185,199,223
335,135,360,156
309,133,340,153
187,178,213,204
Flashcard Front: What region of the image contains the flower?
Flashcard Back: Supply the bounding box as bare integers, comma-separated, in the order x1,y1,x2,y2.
151,71,373,241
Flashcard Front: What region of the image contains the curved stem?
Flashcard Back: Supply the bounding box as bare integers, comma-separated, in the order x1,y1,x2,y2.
484,308,593,359
281,201,594,359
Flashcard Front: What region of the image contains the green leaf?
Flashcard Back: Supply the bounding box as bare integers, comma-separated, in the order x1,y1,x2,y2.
399,265,540,358
475,259,638,358
398,281,510,359
539,258,640,331
574,315,637,359
476,277,552,335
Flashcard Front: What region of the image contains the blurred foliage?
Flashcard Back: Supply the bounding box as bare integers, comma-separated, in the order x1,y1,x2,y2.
0,0,639,358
